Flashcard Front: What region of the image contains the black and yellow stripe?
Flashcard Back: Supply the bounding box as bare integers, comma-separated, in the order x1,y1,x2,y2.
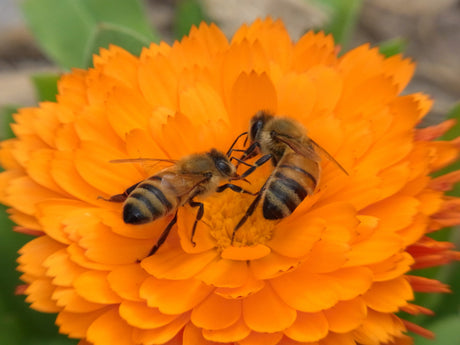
262,153,318,220
123,176,176,225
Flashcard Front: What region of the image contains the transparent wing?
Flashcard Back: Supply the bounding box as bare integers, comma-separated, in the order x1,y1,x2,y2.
109,158,177,174
274,134,348,175
159,172,209,197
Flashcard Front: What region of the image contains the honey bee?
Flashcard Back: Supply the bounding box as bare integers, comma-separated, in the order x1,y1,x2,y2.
106,147,252,256
232,111,348,241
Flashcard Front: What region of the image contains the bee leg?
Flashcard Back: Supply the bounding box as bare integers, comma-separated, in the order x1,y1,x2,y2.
99,181,141,203
147,211,178,256
238,153,272,179
216,184,257,195
189,199,204,247
226,131,248,157
231,192,264,244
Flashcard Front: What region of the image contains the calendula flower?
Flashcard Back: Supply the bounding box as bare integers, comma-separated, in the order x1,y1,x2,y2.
1,18,459,345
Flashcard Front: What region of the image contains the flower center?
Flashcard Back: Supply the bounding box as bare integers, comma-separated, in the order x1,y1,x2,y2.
202,163,276,250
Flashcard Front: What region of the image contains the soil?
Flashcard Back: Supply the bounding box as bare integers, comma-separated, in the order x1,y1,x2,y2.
1,0,459,126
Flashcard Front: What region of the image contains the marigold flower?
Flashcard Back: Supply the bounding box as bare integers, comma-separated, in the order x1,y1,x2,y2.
1,18,459,345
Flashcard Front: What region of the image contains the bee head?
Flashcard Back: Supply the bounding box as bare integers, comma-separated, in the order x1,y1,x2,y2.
208,149,236,177
249,110,273,142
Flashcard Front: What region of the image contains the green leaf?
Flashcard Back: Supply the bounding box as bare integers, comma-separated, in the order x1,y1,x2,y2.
378,37,408,57
0,106,17,141
413,315,460,345
174,0,209,39
84,22,153,67
21,0,159,69
31,73,60,102
315,0,363,48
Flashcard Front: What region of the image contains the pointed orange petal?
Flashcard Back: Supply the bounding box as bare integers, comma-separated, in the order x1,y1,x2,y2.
400,303,434,316
402,320,435,339
43,249,86,286
276,73,316,121
406,275,451,293
25,279,60,313
415,119,456,141
53,288,105,313
229,71,277,133
353,310,405,345
17,235,64,277
138,52,178,109
56,309,107,338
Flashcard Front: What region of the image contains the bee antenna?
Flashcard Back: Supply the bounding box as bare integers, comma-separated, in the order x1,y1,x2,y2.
226,132,248,157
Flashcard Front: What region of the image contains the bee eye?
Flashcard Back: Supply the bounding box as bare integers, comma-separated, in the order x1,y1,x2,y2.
216,160,232,176
250,119,264,141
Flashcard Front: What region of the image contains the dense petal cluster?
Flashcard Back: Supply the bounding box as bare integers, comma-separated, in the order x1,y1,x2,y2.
1,18,459,345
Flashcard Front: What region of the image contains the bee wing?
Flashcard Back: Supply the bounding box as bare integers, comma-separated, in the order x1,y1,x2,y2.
309,138,349,176
109,158,177,165
159,172,209,197
274,134,348,175
110,158,177,174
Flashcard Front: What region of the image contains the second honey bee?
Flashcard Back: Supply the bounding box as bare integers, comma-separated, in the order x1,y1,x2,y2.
107,148,252,256
233,111,347,241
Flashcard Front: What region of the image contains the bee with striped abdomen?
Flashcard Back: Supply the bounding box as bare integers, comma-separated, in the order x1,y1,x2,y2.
232,111,348,242
106,147,253,256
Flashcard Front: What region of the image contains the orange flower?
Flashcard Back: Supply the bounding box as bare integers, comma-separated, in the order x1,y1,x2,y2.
1,18,459,345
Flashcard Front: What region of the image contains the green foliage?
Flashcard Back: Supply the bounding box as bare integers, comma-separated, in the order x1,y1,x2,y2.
378,37,408,57
315,0,363,48
0,106,16,141
174,0,209,40
31,73,60,102
414,315,460,345
21,0,159,69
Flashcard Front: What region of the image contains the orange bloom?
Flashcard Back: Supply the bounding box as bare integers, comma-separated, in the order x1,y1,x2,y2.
1,18,459,345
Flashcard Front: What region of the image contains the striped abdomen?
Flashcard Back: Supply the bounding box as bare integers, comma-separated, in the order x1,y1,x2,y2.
262,153,319,220
123,175,178,224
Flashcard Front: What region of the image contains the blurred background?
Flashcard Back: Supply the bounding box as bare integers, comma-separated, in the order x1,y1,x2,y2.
1,0,459,124
0,0,459,344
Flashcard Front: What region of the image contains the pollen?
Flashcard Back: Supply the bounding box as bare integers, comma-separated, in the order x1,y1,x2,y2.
203,164,277,250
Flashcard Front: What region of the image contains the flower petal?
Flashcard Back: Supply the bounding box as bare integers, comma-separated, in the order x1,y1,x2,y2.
202,317,251,343
191,293,241,330
284,311,328,342
141,246,217,280
87,308,134,345
140,277,213,314
242,284,296,332
119,301,177,329
74,270,122,304
323,297,367,333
